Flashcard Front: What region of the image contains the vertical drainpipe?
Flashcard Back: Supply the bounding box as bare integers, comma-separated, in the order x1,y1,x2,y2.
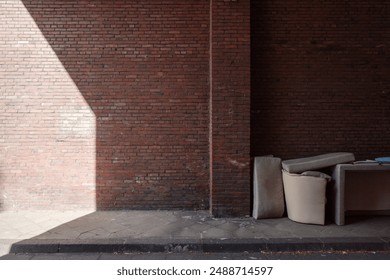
209,0,213,214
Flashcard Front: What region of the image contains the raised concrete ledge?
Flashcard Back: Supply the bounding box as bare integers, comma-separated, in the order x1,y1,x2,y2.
2,211,389,257
9,237,390,254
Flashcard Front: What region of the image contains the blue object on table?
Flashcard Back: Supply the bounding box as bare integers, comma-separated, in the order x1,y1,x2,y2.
375,157,390,163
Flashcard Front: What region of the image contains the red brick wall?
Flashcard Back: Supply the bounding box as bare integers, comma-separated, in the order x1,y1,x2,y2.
251,1,390,160
1,0,211,210
210,0,251,216
0,0,97,210
2,0,388,214
0,0,251,214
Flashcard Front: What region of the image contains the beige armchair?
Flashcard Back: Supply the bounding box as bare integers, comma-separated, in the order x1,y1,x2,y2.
281,152,354,225
282,170,329,225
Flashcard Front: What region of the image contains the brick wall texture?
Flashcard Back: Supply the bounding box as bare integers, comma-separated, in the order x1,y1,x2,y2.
0,0,250,214
251,0,390,160
0,0,388,214
210,0,251,216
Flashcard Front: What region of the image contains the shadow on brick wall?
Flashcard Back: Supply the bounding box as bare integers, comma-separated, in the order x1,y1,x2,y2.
250,1,390,160
21,1,210,210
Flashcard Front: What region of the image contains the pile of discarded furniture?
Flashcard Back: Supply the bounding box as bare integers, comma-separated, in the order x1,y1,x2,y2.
253,153,390,225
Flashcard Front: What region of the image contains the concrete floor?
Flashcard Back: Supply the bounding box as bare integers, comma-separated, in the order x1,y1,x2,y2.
0,210,389,257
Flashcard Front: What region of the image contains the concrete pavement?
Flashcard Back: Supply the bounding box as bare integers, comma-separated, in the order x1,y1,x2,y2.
2,250,390,260
0,210,389,258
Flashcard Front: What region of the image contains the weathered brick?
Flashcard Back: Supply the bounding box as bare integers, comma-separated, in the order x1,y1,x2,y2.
0,0,211,211
1,0,386,217
251,0,390,161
